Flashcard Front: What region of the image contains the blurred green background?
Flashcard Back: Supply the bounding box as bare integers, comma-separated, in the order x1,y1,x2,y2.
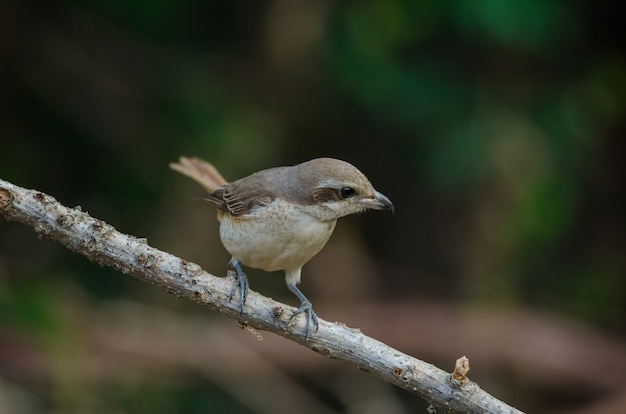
1,0,625,413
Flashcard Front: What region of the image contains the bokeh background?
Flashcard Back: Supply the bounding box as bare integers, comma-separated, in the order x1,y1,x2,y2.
1,0,625,413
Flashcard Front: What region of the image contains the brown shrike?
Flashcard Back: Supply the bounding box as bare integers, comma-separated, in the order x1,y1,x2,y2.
170,157,394,339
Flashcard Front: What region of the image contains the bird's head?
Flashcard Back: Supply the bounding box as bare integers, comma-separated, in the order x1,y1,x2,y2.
295,158,394,221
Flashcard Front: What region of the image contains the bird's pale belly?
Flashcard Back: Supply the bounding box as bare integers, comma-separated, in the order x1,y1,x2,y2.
219,202,337,272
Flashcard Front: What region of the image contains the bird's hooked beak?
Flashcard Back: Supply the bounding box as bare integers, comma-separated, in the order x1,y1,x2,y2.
362,190,394,214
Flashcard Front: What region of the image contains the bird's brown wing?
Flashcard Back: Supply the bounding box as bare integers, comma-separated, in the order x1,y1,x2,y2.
216,184,275,216
171,158,284,216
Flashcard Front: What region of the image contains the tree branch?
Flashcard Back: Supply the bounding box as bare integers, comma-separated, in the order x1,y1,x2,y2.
0,178,524,414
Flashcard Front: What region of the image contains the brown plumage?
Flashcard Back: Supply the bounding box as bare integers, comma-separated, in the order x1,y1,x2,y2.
170,156,393,340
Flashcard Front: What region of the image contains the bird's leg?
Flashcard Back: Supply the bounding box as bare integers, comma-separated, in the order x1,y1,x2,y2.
228,257,248,314
287,283,319,341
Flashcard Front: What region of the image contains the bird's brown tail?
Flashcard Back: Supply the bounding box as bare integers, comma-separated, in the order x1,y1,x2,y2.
169,156,227,193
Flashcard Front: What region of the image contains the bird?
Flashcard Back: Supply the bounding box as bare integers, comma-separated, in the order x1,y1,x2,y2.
170,156,394,340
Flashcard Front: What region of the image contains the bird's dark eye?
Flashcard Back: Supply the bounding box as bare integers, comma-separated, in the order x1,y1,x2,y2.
339,187,356,198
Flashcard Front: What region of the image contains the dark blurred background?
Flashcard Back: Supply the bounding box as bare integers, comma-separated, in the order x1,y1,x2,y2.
1,0,625,413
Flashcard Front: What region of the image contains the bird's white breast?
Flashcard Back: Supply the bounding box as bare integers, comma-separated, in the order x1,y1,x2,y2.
218,199,337,273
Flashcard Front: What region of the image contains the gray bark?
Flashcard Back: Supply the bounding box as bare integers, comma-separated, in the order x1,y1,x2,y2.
0,178,524,413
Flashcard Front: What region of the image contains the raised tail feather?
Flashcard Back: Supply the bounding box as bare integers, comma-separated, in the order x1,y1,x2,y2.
169,156,228,193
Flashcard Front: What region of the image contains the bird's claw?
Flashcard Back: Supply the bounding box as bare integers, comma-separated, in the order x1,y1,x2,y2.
228,260,248,315
289,300,319,341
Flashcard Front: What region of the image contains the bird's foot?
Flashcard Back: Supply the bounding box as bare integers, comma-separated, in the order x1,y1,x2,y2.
228,259,248,315
289,300,319,341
